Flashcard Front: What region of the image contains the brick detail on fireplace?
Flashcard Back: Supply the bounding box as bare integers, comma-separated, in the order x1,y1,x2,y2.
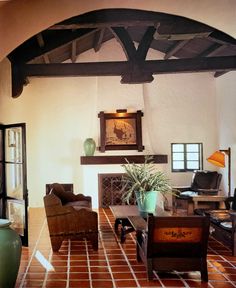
98,173,135,207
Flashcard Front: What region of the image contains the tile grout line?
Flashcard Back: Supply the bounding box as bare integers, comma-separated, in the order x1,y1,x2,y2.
102,208,141,288
85,238,93,288
129,231,167,288
207,243,236,287
41,248,53,288
66,239,71,288
99,209,117,288
19,219,47,288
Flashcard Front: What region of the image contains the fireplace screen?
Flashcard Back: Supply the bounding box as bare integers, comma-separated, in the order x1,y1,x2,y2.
98,173,135,207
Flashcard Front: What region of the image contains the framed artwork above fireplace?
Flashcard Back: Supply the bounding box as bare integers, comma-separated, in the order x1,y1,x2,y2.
98,110,144,152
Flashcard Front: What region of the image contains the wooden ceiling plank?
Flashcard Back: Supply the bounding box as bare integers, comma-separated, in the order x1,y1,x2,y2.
204,45,227,57
36,33,50,63
164,40,190,59
197,43,222,57
11,29,97,64
71,41,77,63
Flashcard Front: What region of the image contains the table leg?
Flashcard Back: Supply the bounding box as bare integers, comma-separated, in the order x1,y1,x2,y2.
114,218,121,232
120,224,134,243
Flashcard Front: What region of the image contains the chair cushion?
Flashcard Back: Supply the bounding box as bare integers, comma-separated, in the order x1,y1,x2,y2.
180,191,198,198
65,200,90,208
220,222,232,231
50,183,76,204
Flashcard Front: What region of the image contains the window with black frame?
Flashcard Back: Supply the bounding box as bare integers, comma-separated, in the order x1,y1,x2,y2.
171,143,203,172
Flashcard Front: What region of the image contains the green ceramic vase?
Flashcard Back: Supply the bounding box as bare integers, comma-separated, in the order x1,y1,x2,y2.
83,138,96,156
135,191,157,218
0,219,22,288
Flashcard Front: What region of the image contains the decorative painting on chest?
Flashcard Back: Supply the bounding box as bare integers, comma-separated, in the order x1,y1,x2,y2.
98,109,144,152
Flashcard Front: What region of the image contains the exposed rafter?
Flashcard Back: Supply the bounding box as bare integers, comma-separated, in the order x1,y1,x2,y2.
8,9,236,98
164,40,190,59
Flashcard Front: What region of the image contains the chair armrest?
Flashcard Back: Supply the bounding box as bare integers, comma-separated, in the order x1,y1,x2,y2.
196,188,220,195
196,189,219,192
173,186,191,193
69,194,92,203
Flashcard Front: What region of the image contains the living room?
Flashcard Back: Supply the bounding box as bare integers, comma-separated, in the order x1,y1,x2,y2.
0,1,236,287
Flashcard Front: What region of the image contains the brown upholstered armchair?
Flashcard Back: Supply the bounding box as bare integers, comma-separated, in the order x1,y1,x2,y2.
44,183,98,251
45,183,92,207
136,214,210,281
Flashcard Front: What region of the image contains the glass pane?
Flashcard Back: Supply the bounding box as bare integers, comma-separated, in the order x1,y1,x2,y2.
187,152,199,161
173,161,184,170
6,163,23,199
6,200,25,236
173,152,184,160
172,144,184,152
5,127,22,163
187,161,199,170
186,144,199,152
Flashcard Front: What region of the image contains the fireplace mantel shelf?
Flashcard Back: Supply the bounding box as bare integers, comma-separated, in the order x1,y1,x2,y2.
80,154,168,165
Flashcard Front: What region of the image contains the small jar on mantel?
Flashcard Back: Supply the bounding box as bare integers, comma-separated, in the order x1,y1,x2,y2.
83,138,96,156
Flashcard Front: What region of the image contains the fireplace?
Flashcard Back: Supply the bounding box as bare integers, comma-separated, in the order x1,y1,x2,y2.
98,173,135,207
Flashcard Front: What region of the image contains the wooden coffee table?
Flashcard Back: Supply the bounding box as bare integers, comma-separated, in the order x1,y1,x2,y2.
109,205,140,243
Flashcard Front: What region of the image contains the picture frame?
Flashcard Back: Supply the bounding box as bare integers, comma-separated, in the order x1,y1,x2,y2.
98,110,144,152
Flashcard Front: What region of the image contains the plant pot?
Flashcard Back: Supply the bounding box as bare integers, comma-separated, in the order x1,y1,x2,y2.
83,138,96,156
0,219,22,288
135,191,157,218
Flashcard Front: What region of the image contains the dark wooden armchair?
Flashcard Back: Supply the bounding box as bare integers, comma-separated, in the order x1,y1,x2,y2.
44,183,98,251
175,170,222,211
178,170,222,197
136,214,210,281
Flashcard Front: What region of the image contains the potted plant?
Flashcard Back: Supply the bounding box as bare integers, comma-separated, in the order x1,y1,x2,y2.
121,155,173,216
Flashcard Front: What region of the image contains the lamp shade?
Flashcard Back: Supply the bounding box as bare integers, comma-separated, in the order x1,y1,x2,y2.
207,151,225,167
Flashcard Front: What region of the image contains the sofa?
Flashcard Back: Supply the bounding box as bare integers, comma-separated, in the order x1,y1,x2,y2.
44,183,98,251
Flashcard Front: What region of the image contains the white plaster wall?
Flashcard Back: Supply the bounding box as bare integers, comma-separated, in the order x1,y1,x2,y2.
0,39,219,207
216,72,236,196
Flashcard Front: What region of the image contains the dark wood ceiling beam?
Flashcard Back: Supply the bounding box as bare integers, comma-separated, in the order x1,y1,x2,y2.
12,56,236,97
49,21,156,30
93,28,105,52
20,56,236,77
136,26,156,59
164,40,190,59
208,31,236,45
110,27,137,61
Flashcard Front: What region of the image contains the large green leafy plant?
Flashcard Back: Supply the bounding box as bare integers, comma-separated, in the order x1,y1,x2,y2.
121,155,172,204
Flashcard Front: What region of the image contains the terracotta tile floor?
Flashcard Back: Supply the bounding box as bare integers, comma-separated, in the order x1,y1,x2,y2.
15,208,236,288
